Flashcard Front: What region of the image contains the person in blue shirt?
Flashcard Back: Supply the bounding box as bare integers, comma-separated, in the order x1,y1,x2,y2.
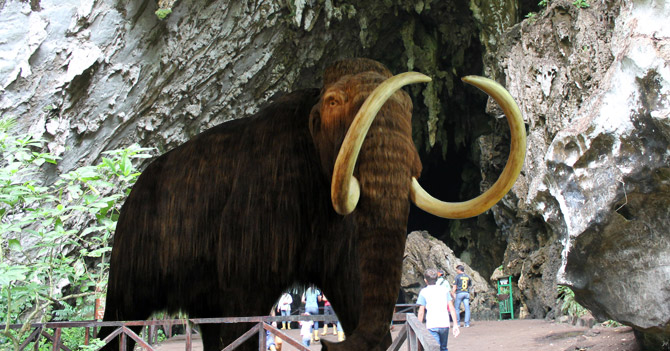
301,286,322,342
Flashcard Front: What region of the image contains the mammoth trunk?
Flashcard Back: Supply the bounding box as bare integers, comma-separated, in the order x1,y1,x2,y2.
349,127,420,348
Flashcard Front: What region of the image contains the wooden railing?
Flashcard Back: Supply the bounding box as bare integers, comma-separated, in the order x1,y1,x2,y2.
388,314,440,351
1,305,439,351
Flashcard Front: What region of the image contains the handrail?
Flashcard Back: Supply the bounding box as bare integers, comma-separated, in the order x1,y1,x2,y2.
402,314,440,351
0,305,439,351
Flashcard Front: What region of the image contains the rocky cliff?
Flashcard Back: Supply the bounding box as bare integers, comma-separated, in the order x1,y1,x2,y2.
490,0,670,348
401,231,501,321
1,0,668,348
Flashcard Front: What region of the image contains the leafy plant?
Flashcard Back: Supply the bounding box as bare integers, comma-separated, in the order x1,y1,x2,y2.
155,8,172,20
573,0,590,8
601,319,623,328
556,285,589,318
525,0,548,21
21,328,104,351
0,117,153,350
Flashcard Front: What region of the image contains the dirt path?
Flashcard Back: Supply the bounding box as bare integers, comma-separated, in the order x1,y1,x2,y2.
448,320,638,351
155,319,639,351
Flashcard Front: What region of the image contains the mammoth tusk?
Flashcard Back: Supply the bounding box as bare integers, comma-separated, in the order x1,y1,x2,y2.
331,72,432,215
410,76,527,219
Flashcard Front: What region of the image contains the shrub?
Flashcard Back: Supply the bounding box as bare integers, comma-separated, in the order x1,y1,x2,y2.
0,117,153,350
556,285,589,318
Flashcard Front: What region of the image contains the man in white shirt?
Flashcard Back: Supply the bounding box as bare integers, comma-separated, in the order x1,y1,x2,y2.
417,268,460,351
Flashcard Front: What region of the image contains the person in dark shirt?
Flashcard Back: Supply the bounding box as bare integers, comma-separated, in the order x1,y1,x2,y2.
451,265,472,327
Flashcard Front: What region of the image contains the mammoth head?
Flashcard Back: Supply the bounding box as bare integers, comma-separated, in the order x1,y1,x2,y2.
310,58,526,219
309,60,415,182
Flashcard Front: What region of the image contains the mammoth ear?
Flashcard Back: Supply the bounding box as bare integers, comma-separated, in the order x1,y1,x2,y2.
309,102,336,177
308,103,321,137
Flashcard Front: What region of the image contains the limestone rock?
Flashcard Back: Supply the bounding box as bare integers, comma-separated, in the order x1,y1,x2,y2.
493,0,670,347
402,231,499,321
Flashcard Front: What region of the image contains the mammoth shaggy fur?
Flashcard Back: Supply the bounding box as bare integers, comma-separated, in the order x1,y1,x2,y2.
99,59,422,351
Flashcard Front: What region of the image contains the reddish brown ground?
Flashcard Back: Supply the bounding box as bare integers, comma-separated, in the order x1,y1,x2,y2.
155,319,639,351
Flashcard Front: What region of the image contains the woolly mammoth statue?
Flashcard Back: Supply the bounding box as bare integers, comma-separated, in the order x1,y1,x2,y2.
99,58,526,351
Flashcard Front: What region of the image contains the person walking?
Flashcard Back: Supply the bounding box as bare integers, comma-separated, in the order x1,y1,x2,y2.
436,269,449,288
320,294,337,335
302,286,322,342
452,264,472,327
417,268,460,351
277,292,293,329
299,312,313,347
321,294,345,341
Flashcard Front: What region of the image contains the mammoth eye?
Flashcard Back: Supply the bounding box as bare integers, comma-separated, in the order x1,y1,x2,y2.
324,91,346,108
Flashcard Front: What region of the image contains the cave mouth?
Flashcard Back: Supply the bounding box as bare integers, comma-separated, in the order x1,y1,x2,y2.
299,1,521,279
406,110,509,281
392,14,512,280
407,152,508,280
359,2,522,281
407,142,471,238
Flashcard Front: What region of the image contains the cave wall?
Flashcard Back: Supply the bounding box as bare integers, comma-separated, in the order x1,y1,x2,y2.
0,0,489,176
485,0,622,318
490,0,670,347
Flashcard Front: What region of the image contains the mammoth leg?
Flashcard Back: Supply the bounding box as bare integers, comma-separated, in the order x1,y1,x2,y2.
321,272,360,337
98,293,154,351
198,287,281,351
319,220,404,351
199,324,223,351
316,222,361,338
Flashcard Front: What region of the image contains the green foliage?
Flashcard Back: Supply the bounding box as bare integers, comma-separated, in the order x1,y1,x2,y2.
155,8,172,20
155,329,167,344
602,319,623,327
0,117,152,349
556,285,589,318
525,0,548,21
21,329,104,351
573,0,590,8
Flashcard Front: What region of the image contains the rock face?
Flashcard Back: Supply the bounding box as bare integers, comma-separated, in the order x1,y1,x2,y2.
402,231,499,321
492,0,670,347
0,0,484,177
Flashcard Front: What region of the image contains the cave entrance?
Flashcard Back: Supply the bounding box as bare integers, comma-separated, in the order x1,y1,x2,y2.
405,78,511,281
407,129,509,280
342,0,527,281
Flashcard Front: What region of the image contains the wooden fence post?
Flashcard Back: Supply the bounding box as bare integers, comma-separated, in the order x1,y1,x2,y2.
185,320,192,351
119,331,126,351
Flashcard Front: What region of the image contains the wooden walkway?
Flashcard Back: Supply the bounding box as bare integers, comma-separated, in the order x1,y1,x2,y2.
155,326,405,351
0,305,436,351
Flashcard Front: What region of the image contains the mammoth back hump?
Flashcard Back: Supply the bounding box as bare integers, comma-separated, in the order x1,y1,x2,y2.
112,89,328,275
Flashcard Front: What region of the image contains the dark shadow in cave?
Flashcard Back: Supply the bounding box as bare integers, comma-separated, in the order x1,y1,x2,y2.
406,80,511,279
407,144,471,241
